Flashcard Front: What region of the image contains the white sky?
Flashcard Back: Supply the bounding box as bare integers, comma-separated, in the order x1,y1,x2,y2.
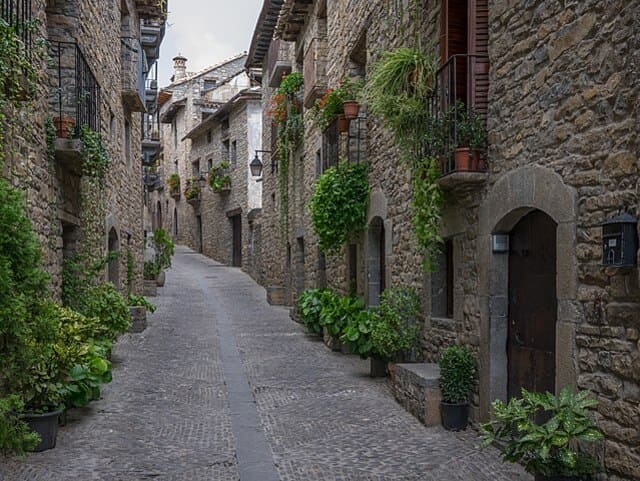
157,0,263,87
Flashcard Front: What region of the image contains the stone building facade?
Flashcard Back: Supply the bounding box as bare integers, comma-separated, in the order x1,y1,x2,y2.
247,1,640,479
2,0,167,296
183,88,263,275
147,54,249,249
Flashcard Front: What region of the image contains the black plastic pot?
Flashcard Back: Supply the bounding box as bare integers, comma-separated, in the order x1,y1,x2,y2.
23,409,63,452
370,357,387,377
440,401,469,431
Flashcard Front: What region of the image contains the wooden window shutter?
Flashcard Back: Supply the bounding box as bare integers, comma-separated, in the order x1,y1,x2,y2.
469,0,489,117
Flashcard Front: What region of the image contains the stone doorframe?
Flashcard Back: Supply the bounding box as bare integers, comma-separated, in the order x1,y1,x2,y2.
365,188,392,306
477,166,579,420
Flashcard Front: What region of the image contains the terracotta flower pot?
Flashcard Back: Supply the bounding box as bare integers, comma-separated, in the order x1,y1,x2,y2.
343,100,360,120
54,115,75,138
454,147,482,171
337,114,349,133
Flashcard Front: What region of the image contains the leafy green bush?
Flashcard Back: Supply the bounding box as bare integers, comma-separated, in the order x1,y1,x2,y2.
208,161,231,192
80,283,130,338
58,347,112,408
370,287,421,361
152,228,174,270
480,388,603,477
438,344,476,403
0,395,40,455
319,293,364,338
143,260,160,280
297,288,329,335
339,309,377,359
309,161,370,254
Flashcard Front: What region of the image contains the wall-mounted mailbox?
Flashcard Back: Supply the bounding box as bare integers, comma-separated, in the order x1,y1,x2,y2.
602,212,638,267
492,234,509,253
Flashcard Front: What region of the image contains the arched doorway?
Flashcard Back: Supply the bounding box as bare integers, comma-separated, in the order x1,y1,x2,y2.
108,228,120,287
156,201,162,230
367,216,386,306
508,210,557,398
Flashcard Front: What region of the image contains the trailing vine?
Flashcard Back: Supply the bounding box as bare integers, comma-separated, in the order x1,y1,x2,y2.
309,160,370,254
79,125,109,178
269,72,304,235
45,116,56,164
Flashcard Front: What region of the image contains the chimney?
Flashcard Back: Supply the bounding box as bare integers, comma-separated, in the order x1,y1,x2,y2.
173,54,187,81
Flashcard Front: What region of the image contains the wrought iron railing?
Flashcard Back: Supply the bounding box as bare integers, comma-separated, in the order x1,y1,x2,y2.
321,114,367,170
1,0,32,53
427,54,489,175
48,40,101,136
142,110,160,142
121,37,146,104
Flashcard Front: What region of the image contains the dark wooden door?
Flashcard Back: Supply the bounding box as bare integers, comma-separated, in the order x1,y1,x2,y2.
231,215,242,267
508,210,557,399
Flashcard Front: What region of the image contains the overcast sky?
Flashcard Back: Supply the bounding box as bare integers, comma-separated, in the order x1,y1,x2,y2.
158,0,263,87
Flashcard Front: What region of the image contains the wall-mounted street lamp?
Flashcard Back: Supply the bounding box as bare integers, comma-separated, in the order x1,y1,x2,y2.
252,150,271,177
602,211,638,267
197,171,207,189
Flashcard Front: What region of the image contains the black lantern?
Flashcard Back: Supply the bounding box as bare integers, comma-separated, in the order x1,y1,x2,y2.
197,171,207,188
602,212,638,267
251,150,271,177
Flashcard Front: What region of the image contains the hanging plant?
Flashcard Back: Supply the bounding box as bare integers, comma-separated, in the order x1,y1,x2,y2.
79,125,109,179
183,177,200,200
208,161,231,192
270,72,304,236
309,77,364,131
365,45,444,269
167,173,180,194
309,160,370,254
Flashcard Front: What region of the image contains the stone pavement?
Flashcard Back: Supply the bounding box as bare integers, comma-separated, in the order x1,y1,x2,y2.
0,246,532,481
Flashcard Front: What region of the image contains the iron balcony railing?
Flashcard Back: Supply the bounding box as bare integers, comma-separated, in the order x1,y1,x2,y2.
427,54,489,175
1,0,32,54
121,37,147,110
143,166,163,191
321,114,367,170
141,110,160,165
49,40,101,135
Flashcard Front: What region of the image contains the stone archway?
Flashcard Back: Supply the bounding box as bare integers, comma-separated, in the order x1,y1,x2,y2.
477,166,578,419
108,227,120,287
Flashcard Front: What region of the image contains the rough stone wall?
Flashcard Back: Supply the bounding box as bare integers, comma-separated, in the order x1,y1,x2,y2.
3,0,154,296
487,2,640,478
152,59,248,250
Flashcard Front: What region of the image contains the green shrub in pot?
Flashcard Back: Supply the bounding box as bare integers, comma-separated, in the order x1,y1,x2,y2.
438,344,476,430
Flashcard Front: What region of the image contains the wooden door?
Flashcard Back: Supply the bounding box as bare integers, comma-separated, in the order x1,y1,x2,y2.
508,210,557,399
231,215,242,267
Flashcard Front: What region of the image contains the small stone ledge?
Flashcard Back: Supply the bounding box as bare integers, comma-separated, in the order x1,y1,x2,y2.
391,363,442,427
55,138,83,174
437,171,488,192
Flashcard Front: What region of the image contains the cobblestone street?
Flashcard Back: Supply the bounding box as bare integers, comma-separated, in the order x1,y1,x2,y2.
1,247,531,481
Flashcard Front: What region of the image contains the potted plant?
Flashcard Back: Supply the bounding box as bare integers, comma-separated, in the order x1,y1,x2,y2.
438,344,476,430
297,288,329,336
368,287,421,377
53,114,75,138
318,292,363,352
184,177,201,204
310,87,346,131
167,173,181,199
127,294,156,333
151,228,174,286
480,388,604,481
340,77,364,120
143,260,159,296
447,102,487,171
208,161,231,193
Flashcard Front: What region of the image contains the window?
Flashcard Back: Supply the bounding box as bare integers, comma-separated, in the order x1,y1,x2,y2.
207,158,213,171
124,119,131,166
431,238,454,318
110,111,116,140
192,159,200,177
172,119,177,148
222,139,230,161
231,140,237,167
206,129,212,144
203,78,217,91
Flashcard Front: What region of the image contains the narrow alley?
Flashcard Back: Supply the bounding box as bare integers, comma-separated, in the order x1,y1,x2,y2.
1,247,530,481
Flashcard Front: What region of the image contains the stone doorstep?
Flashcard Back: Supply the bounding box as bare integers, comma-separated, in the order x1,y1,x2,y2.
391,363,442,427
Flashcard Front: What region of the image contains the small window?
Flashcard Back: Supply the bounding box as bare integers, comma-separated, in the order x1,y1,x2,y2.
203,79,217,91
222,139,230,161
110,112,116,140
431,238,454,318
192,159,200,177
231,141,237,167
172,119,177,148
124,119,131,166
206,129,212,144
207,158,213,171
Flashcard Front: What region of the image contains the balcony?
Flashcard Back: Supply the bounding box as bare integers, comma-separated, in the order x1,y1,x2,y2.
143,167,163,192
48,40,101,174
140,19,165,65
303,37,327,108
134,0,167,20
142,110,161,165
121,37,146,113
267,39,292,88
145,62,158,112
322,114,367,170
428,54,489,190
1,0,33,53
